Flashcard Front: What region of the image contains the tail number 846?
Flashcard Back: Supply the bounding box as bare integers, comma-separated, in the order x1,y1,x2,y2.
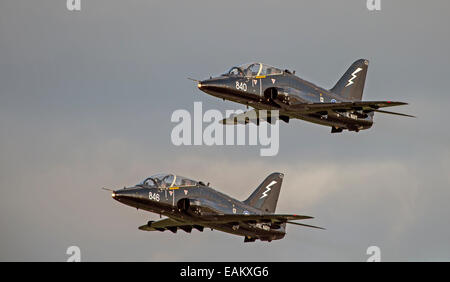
149,192,160,201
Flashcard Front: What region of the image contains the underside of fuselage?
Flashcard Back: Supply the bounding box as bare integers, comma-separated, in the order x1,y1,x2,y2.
114,194,286,242
291,111,373,132
207,223,286,242
201,87,373,132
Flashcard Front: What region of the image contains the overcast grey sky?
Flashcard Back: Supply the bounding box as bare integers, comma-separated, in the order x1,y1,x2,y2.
0,0,449,261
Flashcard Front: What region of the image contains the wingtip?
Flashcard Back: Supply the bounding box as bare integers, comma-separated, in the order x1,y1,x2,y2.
138,225,155,231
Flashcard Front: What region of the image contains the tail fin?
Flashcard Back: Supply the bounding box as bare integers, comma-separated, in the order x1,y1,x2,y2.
243,173,283,213
330,59,369,101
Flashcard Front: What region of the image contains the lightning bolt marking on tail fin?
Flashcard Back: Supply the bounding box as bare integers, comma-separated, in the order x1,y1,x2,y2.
260,181,277,199
345,67,363,87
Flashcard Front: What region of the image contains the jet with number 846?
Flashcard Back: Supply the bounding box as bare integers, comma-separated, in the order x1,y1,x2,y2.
109,172,322,243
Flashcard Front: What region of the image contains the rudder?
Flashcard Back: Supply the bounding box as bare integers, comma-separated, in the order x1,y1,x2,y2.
330,59,369,101
243,173,283,213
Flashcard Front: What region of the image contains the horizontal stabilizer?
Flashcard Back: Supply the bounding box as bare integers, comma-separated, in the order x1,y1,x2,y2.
374,109,416,118
287,221,325,230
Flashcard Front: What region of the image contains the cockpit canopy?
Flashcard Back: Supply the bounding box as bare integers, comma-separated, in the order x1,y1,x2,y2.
224,62,283,77
138,173,198,189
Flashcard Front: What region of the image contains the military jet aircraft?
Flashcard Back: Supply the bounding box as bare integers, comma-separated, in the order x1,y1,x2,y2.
195,59,414,133
111,172,322,242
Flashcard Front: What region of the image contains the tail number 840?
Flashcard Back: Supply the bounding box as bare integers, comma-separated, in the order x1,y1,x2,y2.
149,192,160,201
236,81,247,91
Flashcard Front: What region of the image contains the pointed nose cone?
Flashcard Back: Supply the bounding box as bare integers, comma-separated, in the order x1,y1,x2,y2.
111,188,138,200
199,78,227,89
198,79,211,90
111,190,121,199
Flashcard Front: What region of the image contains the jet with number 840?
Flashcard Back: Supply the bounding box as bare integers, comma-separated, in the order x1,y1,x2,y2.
195,59,414,133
